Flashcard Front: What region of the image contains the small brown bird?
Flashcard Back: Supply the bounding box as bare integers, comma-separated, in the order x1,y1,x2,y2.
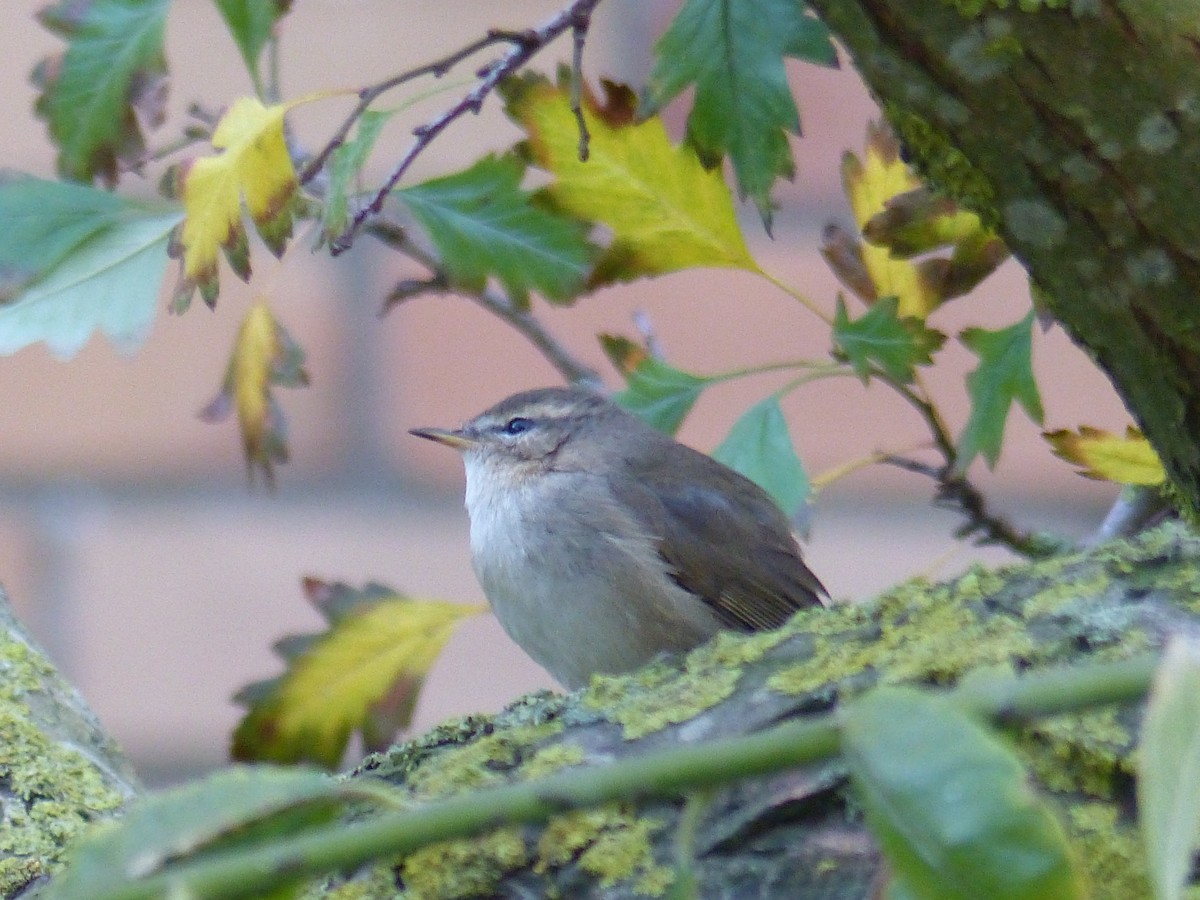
411,386,825,688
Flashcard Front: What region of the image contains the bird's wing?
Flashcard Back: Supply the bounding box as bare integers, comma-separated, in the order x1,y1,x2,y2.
607,457,825,632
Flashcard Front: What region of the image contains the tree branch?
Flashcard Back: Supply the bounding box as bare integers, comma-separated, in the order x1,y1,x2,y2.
884,454,1067,558
365,217,602,387
82,653,1156,900
326,0,606,256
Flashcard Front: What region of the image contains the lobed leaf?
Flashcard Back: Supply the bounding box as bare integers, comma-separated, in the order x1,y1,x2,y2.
398,154,596,307
35,0,171,184
843,686,1086,900
503,73,758,287
1139,637,1200,900
174,95,321,310
834,123,942,317
1044,425,1166,486
832,295,945,385
956,310,1043,471
643,0,836,225
613,356,712,436
711,396,810,517
0,176,181,358
0,173,126,299
233,579,485,768
199,302,308,487
213,0,293,84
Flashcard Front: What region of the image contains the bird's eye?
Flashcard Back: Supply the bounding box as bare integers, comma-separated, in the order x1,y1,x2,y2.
501,417,533,436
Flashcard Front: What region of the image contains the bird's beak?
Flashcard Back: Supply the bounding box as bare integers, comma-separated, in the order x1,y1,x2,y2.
409,427,477,450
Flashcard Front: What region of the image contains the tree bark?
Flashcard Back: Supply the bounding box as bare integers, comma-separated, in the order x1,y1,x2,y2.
324,523,1196,899
805,0,1200,517
0,588,140,898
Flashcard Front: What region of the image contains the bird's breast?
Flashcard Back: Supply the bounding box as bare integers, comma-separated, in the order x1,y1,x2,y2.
460,464,720,688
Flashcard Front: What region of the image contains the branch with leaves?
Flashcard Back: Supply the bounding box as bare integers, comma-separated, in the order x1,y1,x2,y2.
48,652,1157,900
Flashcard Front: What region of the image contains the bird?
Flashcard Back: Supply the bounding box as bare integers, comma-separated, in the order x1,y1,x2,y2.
410,386,825,689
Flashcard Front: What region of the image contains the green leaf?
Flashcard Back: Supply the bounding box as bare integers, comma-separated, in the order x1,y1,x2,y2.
1139,637,1200,900
711,396,809,517
0,173,126,299
643,0,837,224
614,357,712,436
43,766,364,900
320,108,393,245
833,296,945,384
0,185,181,358
957,310,1043,470
213,0,292,82
398,153,596,307
35,0,171,183
843,686,1086,900
503,73,758,286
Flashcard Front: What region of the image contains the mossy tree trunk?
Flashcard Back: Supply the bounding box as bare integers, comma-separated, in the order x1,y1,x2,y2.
806,0,1200,516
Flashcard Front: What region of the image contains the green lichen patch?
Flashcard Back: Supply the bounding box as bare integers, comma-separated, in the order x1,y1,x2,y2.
1016,706,1136,797
767,576,1036,697
399,825,527,899
403,721,566,801
885,105,1000,225
0,633,135,894
536,804,672,896
584,658,741,741
1065,803,1152,900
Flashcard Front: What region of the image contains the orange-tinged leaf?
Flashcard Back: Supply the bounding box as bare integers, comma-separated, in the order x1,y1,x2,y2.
174,94,324,309
839,122,940,318
599,333,649,376
503,73,757,286
200,301,308,487
233,579,486,768
1045,425,1166,486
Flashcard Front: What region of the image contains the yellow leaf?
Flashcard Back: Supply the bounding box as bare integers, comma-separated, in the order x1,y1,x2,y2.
503,73,757,285
234,582,486,768
175,93,326,308
1045,425,1166,486
839,122,940,318
200,301,308,487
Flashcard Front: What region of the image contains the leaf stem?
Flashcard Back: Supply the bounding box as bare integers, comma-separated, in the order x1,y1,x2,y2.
757,268,833,324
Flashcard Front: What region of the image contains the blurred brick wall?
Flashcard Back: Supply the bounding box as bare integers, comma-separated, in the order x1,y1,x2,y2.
1,0,1128,783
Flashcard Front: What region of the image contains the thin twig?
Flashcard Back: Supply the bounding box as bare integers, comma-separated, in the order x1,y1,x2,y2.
570,7,592,161
329,0,606,255
884,454,1065,559
298,29,535,187
364,217,602,388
